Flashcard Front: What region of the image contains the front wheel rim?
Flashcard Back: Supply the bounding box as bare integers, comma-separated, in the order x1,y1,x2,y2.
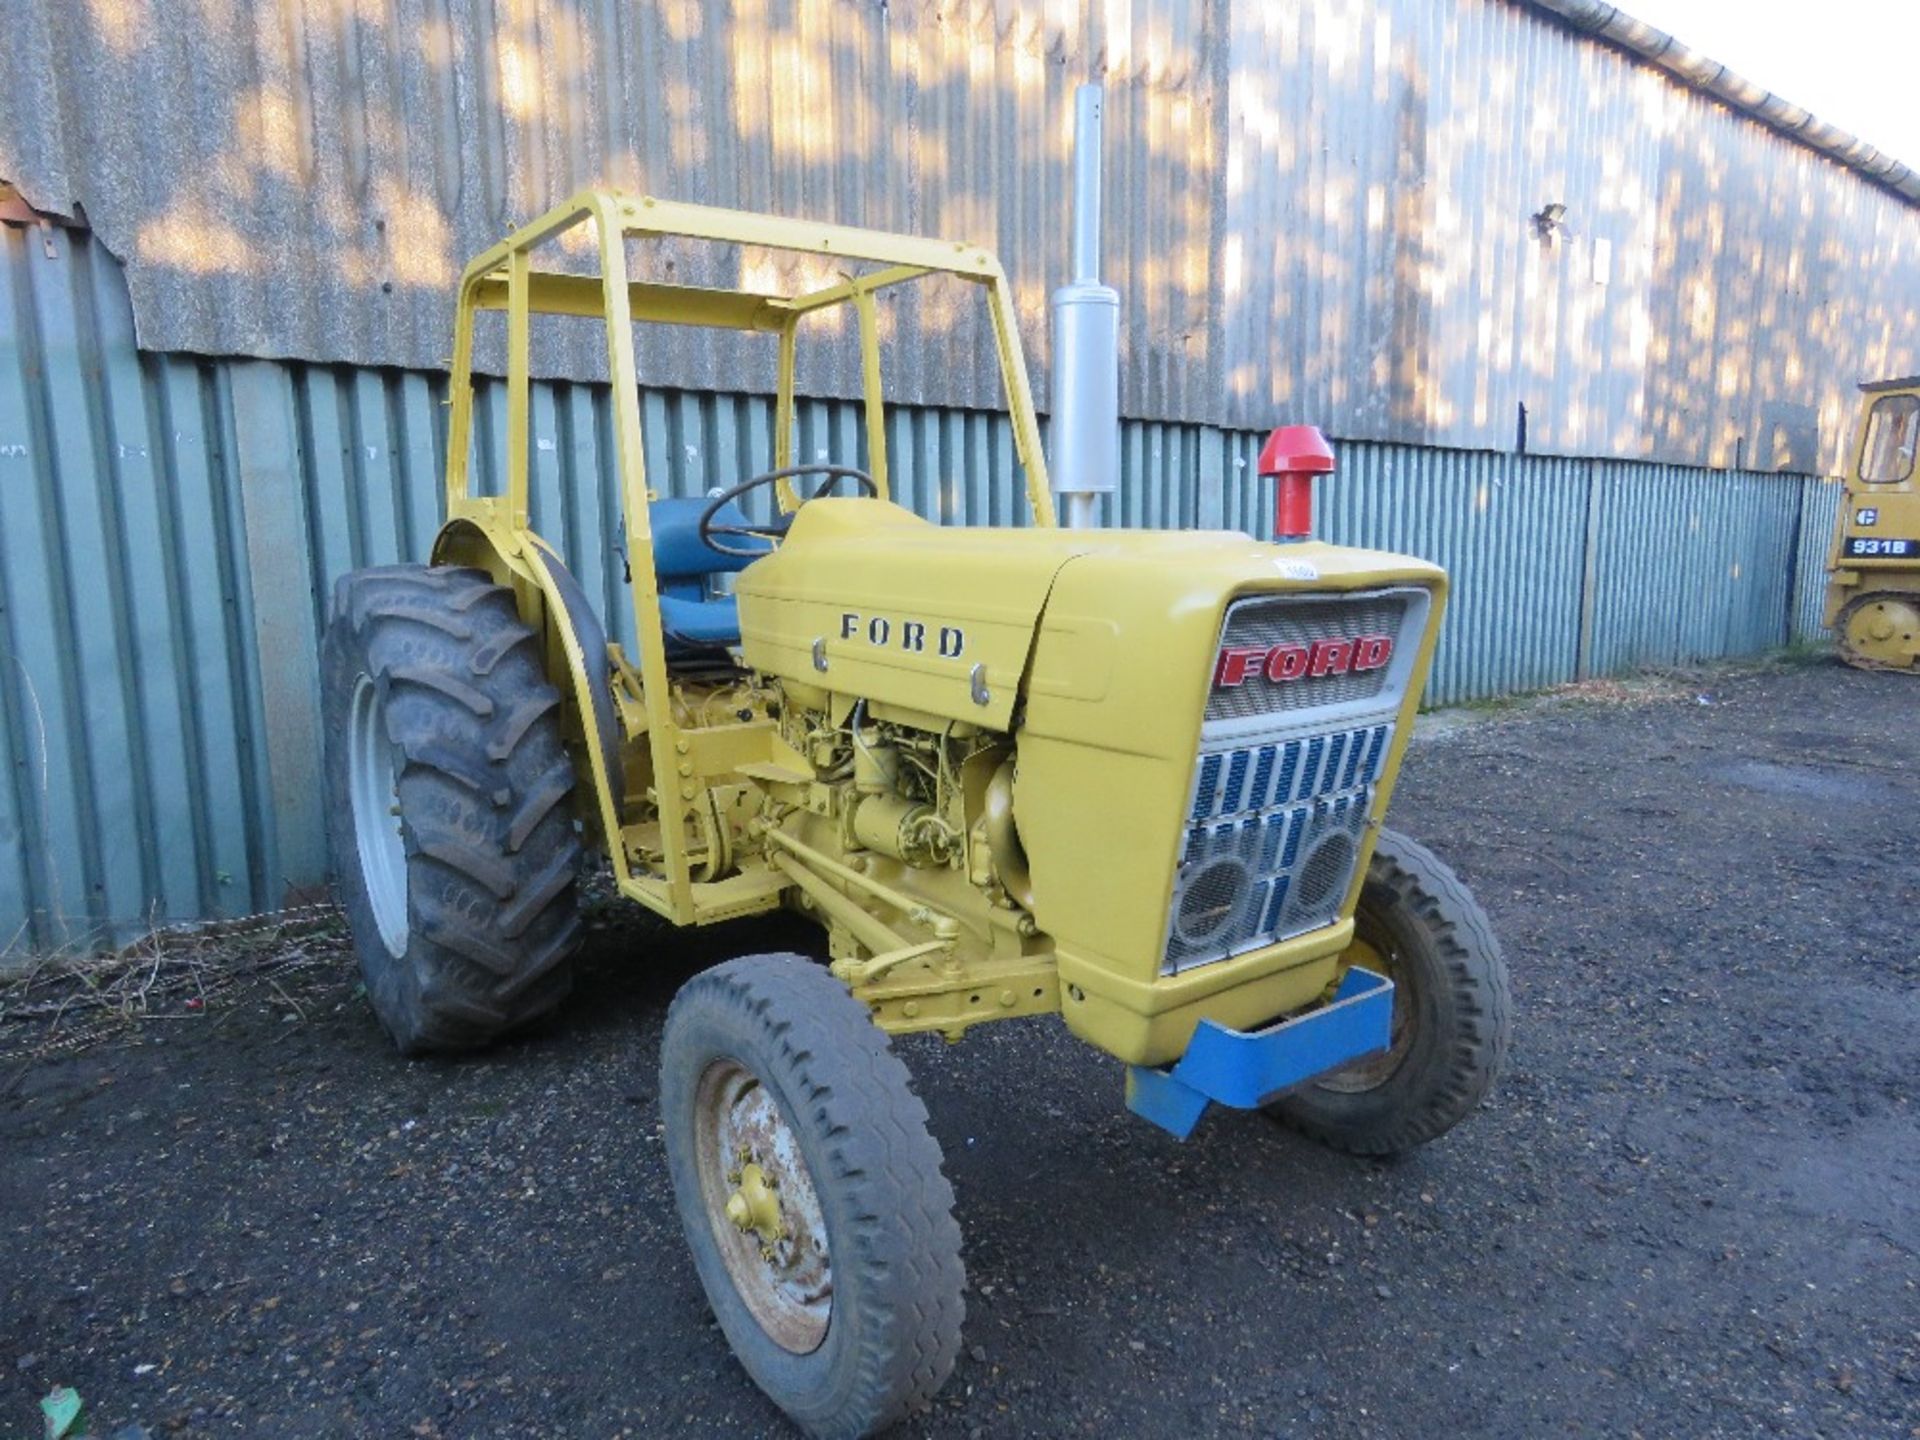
693,1058,832,1354
1315,929,1415,1094
347,674,409,957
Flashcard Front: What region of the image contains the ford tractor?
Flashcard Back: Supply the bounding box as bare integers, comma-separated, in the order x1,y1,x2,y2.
319,189,1511,1438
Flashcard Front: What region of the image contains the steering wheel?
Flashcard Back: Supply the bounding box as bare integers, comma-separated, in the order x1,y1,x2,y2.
698,463,880,558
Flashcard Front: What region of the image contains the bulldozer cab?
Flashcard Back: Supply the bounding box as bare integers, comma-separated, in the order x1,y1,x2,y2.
1855,383,1919,490
428,189,1058,921
1825,377,1920,670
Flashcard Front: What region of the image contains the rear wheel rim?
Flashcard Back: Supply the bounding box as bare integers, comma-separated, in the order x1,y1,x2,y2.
693,1058,832,1354
347,674,409,957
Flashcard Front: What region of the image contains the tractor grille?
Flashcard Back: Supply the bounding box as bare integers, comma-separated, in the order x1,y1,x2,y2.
1164,723,1392,973
1206,592,1411,722
1164,584,1427,976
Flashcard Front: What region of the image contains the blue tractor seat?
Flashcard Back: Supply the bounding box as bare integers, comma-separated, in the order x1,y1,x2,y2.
646,496,770,649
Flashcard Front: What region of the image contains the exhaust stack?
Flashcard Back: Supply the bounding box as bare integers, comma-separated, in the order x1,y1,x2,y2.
1050,85,1120,530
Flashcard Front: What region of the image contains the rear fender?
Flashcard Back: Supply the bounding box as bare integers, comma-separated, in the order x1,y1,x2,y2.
433,517,626,853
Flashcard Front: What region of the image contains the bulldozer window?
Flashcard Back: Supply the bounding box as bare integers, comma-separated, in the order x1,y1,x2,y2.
1859,393,1920,483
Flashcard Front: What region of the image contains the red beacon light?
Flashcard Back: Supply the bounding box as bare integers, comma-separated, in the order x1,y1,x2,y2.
1258,424,1335,543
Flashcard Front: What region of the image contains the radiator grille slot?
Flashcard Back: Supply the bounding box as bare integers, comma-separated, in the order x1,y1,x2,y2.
1164,724,1391,973
1165,585,1427,975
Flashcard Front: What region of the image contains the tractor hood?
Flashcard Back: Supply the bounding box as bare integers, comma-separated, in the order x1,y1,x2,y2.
733,499,1114,729
733,498,1443,735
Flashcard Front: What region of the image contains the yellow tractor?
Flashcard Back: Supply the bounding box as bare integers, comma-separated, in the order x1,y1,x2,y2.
319,189,1510,1438
1826,376,1920,671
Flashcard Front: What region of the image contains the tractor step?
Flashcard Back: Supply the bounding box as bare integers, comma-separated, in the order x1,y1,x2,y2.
1124,967,1394,1139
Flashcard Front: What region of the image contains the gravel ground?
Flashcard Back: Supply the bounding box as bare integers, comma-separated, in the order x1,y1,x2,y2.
3,656,1916,1440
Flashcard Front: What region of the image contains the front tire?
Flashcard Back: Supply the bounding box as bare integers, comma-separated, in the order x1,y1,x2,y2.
1268,828,1510,1155
661,956,965,1439
321,564,582,1054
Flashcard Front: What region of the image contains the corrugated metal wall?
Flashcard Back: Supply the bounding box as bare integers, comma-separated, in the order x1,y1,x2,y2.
0,223,278,953
1791,477,1845,645
4,0,1917,473
0,223,1843,954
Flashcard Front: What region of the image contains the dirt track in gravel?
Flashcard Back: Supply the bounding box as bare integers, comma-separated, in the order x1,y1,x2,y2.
3,655,1916,1439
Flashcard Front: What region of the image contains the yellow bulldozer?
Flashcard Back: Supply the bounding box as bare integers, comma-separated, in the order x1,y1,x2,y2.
318,188,1510,1437
1827,376,1920,671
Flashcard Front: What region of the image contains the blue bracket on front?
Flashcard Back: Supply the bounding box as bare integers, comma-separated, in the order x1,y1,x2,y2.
1124,966,1394,1139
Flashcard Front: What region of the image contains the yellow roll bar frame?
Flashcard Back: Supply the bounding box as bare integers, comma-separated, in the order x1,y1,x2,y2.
434,188,1056,925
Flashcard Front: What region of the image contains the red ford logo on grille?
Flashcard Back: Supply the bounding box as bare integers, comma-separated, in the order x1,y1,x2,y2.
1214,634,1394,687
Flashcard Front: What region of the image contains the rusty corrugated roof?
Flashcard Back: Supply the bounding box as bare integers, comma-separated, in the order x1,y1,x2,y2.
2,0,1918,471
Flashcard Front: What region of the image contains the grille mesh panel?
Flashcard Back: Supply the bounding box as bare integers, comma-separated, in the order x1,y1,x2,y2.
1165,724,1391,973
1206,593,1411,722
1174,857,1255,948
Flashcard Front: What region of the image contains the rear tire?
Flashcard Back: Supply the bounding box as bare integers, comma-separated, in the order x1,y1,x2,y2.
1267,828,1510,1155
661,956,965,1439
321,564,582,1054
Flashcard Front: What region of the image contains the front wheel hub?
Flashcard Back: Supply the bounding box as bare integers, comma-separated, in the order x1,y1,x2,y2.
694,1060,832,1353
724,1162,785,1251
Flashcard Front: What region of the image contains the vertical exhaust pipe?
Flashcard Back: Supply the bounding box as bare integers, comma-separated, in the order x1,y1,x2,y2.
1051,84,1120,530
